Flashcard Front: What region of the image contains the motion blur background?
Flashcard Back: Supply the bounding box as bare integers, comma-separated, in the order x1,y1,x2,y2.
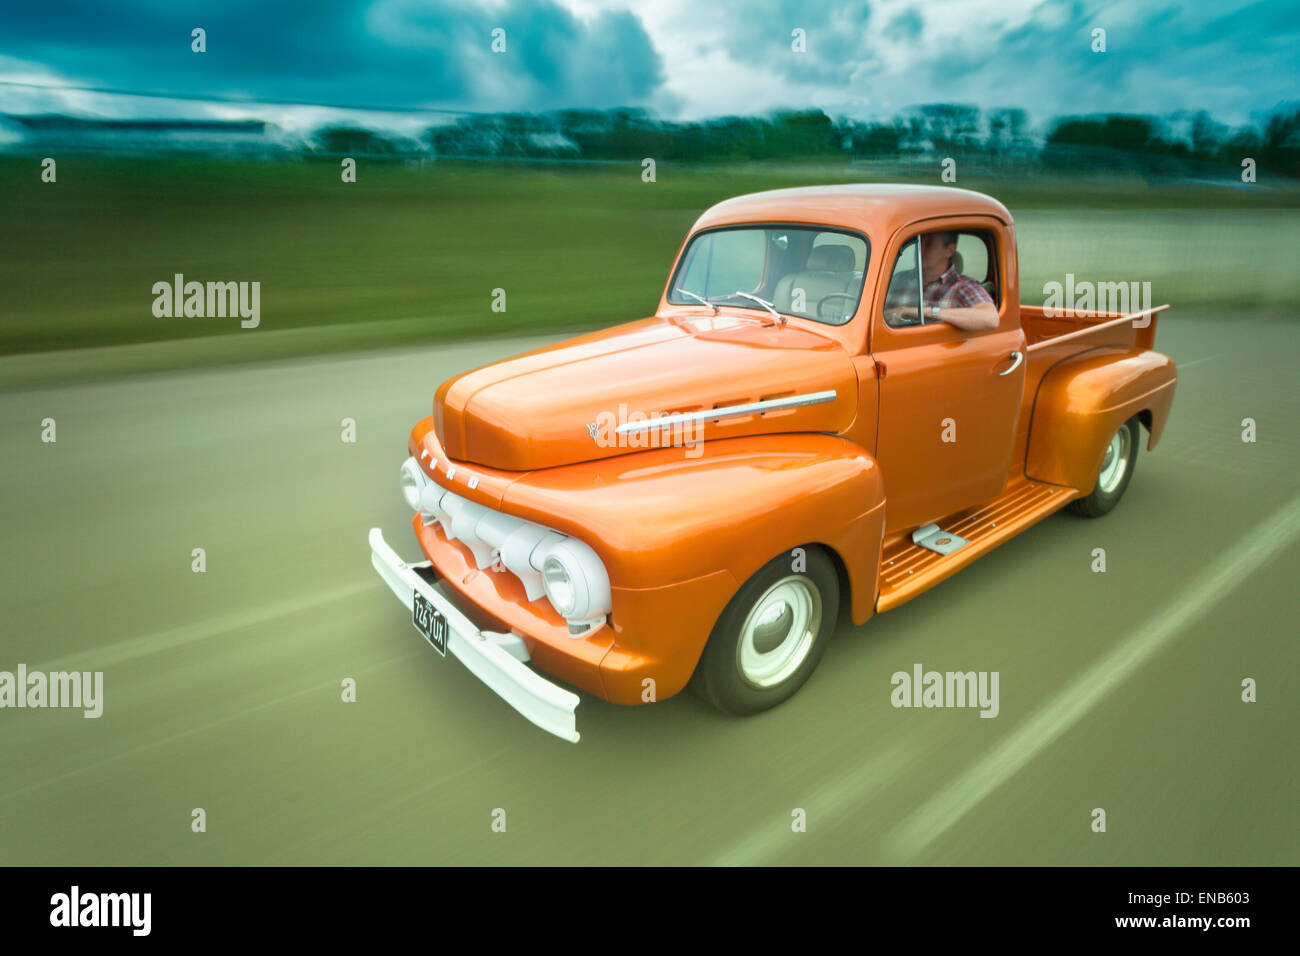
1,1,1297,865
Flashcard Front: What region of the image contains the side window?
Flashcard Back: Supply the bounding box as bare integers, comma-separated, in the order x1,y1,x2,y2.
882,229,999,328
883,237,922,328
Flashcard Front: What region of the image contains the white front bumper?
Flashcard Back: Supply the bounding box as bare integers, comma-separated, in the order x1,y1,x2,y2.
368,527,581,743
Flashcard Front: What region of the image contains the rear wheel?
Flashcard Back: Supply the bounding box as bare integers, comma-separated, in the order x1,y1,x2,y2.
690,548,839,715
1068,416,1141,517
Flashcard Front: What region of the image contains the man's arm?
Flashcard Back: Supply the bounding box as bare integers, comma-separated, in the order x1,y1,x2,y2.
937,277,999,330
884,301,999,330
935,302,999,331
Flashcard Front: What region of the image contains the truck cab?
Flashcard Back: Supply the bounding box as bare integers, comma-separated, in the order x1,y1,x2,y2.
670,185,1027,534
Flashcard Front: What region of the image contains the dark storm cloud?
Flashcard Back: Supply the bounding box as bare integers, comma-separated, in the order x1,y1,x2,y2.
710,0,876,85
883,9,923,42
0,0,664,111
931,0,1299,122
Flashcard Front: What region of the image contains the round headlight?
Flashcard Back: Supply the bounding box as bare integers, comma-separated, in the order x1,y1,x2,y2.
542,555,578,617
539,538,611,623
399,458,426,511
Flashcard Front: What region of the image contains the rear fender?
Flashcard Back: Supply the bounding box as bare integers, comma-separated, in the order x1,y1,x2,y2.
1026,347,1177,492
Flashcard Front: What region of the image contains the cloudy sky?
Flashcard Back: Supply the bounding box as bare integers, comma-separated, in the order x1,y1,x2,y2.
0,0,1296,133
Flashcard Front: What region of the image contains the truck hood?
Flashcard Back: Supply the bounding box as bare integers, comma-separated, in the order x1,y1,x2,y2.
434,314,859,471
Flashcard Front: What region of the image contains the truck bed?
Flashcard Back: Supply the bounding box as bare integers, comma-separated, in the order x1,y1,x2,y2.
1021,304,1168,353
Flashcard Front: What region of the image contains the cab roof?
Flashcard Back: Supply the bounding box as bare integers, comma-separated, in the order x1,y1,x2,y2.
690,183,1013,237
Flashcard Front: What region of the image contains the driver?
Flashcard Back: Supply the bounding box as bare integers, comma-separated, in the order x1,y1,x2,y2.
883,231,999,331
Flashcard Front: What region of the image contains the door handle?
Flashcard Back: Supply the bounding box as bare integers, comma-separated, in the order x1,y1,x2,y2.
998,351,1024,376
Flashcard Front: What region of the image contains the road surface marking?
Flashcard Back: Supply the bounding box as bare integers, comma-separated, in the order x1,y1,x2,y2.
885,490,1300,857
0,647,421,804
258,746,512,863
705,736,923,866
32,579,381,673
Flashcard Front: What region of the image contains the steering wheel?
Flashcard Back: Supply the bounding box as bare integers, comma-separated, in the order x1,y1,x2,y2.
815,293,857,321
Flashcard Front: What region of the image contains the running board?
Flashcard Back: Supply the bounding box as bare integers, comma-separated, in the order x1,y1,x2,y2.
877,481,1076,613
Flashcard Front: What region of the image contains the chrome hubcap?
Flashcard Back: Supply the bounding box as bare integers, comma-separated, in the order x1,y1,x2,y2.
1098,426,1131,494
737,576,822,688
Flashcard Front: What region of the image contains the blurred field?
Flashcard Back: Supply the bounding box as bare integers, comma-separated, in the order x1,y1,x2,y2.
1,155,1297,387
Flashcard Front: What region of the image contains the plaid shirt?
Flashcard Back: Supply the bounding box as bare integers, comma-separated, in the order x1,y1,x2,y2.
885,266,994,311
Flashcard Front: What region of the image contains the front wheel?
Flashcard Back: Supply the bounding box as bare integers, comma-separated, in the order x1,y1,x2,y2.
1068,416,1141,517
690,548,839,715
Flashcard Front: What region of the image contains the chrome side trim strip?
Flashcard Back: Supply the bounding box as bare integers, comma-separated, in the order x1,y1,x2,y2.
613,389,838,435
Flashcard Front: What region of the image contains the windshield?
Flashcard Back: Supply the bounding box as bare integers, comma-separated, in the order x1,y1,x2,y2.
667,225,869,325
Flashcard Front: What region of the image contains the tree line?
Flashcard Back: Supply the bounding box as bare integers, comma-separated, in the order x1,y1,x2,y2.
311,103,1299,178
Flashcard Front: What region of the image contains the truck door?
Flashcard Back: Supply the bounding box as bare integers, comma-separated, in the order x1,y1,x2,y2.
869,222,1026,534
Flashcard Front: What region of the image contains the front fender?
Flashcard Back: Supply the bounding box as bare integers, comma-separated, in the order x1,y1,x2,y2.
504,432,884,613
502,433,885,699
1025,347,1177,492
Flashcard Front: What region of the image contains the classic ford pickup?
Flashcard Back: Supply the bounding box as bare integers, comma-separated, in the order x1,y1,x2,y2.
369,184,1177,742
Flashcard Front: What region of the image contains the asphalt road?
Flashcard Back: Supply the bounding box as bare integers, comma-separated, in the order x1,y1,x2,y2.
1,311,1297,865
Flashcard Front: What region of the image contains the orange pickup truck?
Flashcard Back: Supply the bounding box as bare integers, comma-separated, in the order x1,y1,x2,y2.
369,184,1177,742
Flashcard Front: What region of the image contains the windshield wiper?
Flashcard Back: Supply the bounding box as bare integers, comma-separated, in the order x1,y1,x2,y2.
731,291,783,323
679,290,719,314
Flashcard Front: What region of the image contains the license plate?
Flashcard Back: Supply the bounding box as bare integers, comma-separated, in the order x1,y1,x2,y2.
412,591,449,656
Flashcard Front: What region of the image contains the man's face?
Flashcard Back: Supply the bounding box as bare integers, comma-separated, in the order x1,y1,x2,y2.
920,233,956,281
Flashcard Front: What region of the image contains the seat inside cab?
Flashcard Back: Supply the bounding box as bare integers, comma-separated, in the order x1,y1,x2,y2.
773,243,861,320
953,235,997,299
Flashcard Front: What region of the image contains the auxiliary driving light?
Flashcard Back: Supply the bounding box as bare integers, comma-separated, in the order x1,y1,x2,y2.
399,457,428,511
418,482,447,519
